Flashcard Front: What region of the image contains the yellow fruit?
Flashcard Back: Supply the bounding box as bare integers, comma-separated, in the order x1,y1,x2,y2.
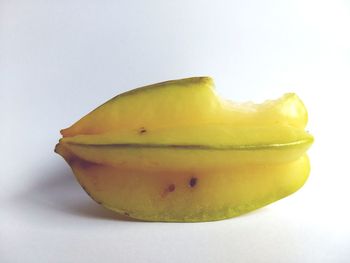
55,77,313,222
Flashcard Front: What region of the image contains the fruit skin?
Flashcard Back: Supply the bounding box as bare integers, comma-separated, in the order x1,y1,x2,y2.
55,76,313,222
60,77,308,137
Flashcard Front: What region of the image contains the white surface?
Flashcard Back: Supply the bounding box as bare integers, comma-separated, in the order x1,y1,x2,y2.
1,1,350,262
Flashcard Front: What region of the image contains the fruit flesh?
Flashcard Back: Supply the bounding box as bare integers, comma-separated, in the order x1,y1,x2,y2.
55,76,313,222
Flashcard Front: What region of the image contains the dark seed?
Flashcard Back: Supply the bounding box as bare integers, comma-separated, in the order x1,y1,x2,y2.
189,177,197,188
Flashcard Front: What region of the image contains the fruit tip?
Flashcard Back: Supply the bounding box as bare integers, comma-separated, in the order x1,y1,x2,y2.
199,76,214,85
54,143,60,154
60,128,70,137
199,76,213,81
54,140,66,155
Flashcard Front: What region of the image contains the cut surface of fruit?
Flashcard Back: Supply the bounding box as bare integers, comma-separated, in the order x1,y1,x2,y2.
56,76,313,222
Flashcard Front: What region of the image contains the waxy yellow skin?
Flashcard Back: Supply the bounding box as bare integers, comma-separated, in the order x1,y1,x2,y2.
55,77,313,222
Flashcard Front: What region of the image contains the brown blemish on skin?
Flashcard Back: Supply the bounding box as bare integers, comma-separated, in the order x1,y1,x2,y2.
79,159,100,169
124,212,130,216
189,177,197,188
161,184,176,197
68,157,100,170
168,184,175,192
139,127,147,134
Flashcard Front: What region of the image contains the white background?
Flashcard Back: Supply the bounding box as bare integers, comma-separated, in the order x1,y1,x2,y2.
1,1,350,262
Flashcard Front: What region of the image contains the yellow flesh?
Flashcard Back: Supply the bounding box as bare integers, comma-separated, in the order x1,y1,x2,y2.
56,76,313,222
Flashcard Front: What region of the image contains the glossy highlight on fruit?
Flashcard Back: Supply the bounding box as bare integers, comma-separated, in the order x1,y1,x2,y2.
55,77,313,222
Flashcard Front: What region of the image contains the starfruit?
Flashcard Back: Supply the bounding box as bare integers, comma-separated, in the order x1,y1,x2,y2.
55,77,313,222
